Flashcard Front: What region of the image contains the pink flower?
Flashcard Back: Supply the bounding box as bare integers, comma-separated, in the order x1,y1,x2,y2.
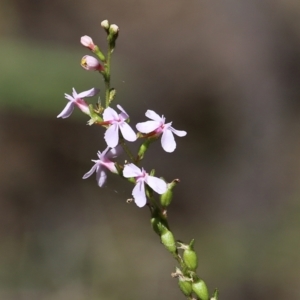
103,105,137,148
136,110,187,152
123,164,167,207
80,35,95,51
82,146,121,187
57,87,99,119
81,55,104,71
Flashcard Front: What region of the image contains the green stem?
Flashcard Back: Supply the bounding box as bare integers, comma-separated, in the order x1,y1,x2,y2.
119,138,135,163
105,48,112,108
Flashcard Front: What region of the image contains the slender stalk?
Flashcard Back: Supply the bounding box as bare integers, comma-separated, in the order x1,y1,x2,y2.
105,48,112,108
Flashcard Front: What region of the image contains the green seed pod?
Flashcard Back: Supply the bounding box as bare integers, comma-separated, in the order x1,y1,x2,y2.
183,247,198,271
160,179,179,207
192,279,209,300
178,278,192,296
161,229,177,254
160,187,173,207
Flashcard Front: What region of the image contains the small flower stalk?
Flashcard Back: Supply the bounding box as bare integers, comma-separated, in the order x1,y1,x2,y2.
57,19,216,300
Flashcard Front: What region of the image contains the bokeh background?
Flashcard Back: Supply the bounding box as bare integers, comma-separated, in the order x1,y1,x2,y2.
1,0,300,299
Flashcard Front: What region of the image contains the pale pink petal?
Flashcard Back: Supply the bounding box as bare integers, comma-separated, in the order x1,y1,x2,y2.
57,102,75,119
145,110,162,121
132,181,147,207
116,104,129,119
71,88,78,98
123,164,142,178
64,93,74,102
77,88,100,98
104,124,119,148
119,123,137,142
136,120,161,133
107,145,123,159
82,164,98,179
96,168,107,187
170,127,187,137
161,129,176,152
146,176,168,194
103,107,119,121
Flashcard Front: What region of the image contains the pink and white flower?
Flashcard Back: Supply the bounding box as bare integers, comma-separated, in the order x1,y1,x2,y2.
123,163,167,207
81,55,104,71
136,110,187,153
57,87,99,119
80,35,95,51
82,146,121,187
103,105,137,148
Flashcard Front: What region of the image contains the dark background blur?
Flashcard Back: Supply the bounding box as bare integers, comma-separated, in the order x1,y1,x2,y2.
1,1,300,299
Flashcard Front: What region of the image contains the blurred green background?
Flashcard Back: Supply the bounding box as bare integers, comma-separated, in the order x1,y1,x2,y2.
1,0,300,299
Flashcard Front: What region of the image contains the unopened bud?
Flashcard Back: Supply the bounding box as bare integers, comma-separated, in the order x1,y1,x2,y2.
109,24,119,34
80,35,96,51
108,24,119,50
101,20,110,30
81,55,104,72
192,279,209,300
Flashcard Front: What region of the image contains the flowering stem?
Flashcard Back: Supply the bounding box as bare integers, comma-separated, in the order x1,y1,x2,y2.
104,48,112,108
119,138,135,163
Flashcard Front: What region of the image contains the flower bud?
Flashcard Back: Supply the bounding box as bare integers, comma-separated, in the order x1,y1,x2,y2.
81,55,104,71
161,228,177,254
192,279,209,300
80,35,95,51
101,20,110,30
178,277,192,296
108,24,119,50
110,24,119,34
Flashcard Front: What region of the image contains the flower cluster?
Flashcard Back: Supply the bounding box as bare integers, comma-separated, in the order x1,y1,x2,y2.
57,27,187,209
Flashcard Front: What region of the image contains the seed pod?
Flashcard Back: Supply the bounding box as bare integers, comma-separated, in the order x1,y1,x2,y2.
183,247,198,271
160,179,179,207
160,187,173,207
192,279,209,300
178,277,192,296
161,229,177,254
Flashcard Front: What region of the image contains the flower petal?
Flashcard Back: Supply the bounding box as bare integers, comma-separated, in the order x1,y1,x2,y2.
57,102,75,119
116,104,129,120
103,107,119,122
82,164,98,179
104,124,119,148
146,176,167,194
107,145,123,159
77,87,100,98
120,123,137,142
123,163,142,178
64,93,74,102
161,129,176,152
170,127,187,137
96,167,107,187
145,110,162,121
132,181,147,207
136,120,161,133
